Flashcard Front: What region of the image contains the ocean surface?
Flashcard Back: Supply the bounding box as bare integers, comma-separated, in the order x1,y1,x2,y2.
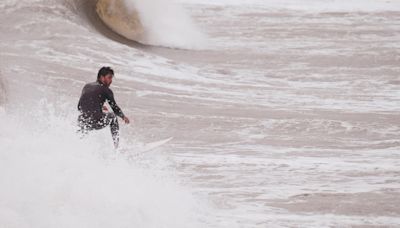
1,0,400,227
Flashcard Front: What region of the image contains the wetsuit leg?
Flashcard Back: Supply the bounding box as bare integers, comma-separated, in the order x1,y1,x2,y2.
77,113,119,148
94,113,119,148
106,113,120,148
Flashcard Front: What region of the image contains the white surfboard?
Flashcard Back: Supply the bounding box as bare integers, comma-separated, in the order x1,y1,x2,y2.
141,137,173,152
117,137,173,156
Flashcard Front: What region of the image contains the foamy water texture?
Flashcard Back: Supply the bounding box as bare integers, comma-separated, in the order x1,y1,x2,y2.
97,0,207,49
0,105,205,228
181,0,400,12
1,0,400,227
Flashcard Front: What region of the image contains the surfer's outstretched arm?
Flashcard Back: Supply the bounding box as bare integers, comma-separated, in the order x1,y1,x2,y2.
104,87,130,124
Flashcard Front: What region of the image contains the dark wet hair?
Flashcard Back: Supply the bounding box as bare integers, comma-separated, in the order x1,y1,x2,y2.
97,66,114,81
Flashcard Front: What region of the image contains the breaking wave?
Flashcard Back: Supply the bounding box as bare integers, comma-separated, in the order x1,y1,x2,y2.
0,101,206,228
96,0,207,49
0,0,213,226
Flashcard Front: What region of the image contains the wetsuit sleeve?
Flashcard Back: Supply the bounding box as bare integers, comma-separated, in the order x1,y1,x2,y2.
104,88,125,118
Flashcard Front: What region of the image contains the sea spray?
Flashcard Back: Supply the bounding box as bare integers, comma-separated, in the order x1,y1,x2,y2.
0,102,205,228
96,0,207,49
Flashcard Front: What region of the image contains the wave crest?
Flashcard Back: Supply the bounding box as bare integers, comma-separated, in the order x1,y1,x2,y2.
96,0,144,41
96,0,207,49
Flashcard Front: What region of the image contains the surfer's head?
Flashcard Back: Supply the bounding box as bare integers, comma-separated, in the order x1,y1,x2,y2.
97,66,114,87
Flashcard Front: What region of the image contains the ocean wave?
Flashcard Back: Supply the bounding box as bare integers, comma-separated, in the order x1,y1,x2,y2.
0,101,206,228
95,0,207,49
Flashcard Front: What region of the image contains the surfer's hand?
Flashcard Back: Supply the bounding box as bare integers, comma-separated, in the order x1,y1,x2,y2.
123,116,130,124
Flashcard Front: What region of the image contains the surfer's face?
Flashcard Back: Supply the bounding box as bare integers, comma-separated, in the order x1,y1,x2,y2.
100,74,113,87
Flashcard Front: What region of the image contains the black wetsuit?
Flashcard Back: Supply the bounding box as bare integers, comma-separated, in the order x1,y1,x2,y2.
77,81,125,147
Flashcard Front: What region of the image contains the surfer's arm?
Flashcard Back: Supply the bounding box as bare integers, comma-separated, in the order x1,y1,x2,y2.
104,88,125,119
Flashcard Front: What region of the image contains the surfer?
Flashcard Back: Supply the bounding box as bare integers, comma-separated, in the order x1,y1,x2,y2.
77,66,130,148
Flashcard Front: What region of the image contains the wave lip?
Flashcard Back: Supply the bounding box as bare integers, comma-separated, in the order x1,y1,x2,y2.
96,0,207,49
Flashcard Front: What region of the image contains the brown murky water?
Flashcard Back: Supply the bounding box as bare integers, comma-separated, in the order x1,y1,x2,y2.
1,0,400,227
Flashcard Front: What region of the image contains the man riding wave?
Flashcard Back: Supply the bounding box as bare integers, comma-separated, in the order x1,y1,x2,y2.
77,66,130,148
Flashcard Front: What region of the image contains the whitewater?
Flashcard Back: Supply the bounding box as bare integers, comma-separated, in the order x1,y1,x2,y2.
1,0,400,227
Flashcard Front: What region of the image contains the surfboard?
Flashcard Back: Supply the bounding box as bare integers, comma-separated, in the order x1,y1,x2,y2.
118,137,173,155
141,137,173,152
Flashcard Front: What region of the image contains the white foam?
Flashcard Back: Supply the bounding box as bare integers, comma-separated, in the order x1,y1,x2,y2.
97,0,207,49
179,0,400,12
0,102,206,228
